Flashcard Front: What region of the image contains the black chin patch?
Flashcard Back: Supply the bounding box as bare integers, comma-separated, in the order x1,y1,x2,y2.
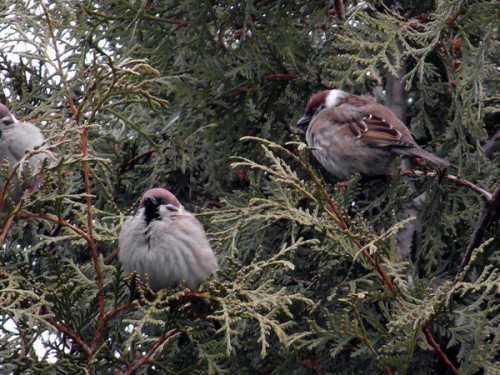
144,199,161,224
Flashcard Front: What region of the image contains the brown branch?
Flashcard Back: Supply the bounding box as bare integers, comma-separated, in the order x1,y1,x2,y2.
423,323,459,375
119,150,154,173
48,319,92,358
80,127,106,357
122,329,180,375
83,7,191,29
483,129,500,159
0,147,52,207
323,189,396,292
16,211,92,243
334,0,345,20
0,201,23,247
264,73,299,81
104,247,120,265
102,302,138,325
460,184,500,270
402,170,492,202
90,301,139,353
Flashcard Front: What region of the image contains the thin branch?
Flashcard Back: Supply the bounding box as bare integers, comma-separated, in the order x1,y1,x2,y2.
83,7,191,28
41,3,72,102
483,129,500,159
250,138,397,291
122,329,180,375
403,170,492,202
119,150,154,173
104,247,120,265
48,319,92,358
102,301,138,326
460,184,500,270
334,0,346,20
0,147,54,207
423,323,459,375
16,211,92,243
80,127,106,356
264,73,299,81
0,201,23,247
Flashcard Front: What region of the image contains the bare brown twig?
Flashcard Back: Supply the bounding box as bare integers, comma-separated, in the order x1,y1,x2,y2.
460,184,500,270
119,150,154,173
0,201,23,246
121,329,180,375
16,211,91,242
48,319,92,358
403,170,492,201
264,73,299,81
423,323,459,375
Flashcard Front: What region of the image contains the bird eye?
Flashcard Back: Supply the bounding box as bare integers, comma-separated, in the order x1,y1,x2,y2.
314,104,325,115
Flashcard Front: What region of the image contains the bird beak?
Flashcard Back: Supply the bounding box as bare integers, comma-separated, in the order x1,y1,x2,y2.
0,115,14,126
296,114,312,132
142,196,157,208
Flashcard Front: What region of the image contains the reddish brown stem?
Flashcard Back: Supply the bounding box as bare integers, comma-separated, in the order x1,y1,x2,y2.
80,127,106,356
264,73,298,81
90,301,138,352
323,181,457,375
16,211,92,243
423,323,459,375
0,210,18,246
334,0,345,20
324,196,396,292
102,302,137,325
49,319,92,358
119,150,154,173
402,170,492,202
460,184,500,270
104,247,120,265
123,329,180,375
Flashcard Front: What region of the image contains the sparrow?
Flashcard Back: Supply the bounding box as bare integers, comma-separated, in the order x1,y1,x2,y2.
296,89,449,179
0,102,46,175
118,188,218,290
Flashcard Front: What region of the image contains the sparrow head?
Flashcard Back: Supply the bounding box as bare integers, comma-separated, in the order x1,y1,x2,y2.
0,103,16,128
140,188,182,223
296,89,349,130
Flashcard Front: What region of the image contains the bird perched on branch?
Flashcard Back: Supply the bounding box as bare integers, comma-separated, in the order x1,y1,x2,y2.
0,102,46,176
297,89,449,179
118,188,218,290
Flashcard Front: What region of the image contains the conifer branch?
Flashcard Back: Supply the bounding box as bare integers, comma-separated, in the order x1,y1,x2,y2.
48,319,92,358
423,322,459,375
460,184,500,270
0,200,23,247
483,130,500,159
80,126,106,354
121,329,180,375
403,170,492,201
16,211,92,243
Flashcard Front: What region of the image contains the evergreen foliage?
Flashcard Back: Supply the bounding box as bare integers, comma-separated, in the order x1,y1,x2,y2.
0,1,499,374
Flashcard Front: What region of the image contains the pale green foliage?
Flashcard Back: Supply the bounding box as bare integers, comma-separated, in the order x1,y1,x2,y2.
1,0,499,374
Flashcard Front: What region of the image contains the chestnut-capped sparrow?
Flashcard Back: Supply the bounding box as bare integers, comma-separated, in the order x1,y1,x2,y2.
297,89,449,179
118,188,218,290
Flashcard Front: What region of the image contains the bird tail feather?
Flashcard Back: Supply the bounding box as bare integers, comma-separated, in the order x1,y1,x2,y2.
400,147,450,168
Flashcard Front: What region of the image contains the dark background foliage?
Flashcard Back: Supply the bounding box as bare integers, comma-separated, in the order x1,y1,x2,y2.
0,0,499,374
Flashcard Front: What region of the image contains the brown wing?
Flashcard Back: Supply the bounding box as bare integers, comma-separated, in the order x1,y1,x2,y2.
354,114,414,148
328,98,416,149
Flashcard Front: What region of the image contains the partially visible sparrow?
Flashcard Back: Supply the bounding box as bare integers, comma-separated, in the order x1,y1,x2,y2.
0,102,46,175
297,89,449,179
119,188,218,290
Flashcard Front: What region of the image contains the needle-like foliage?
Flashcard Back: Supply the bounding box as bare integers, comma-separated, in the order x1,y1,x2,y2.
0,1,498,374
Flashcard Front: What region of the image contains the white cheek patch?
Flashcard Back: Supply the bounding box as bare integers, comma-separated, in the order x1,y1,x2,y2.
325,89,347,108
